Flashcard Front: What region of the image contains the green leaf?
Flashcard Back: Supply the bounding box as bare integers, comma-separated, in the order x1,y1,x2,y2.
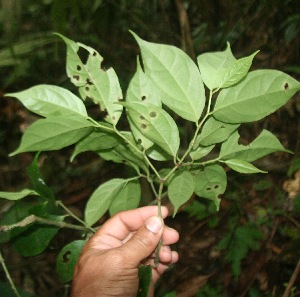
56,240,86,283
219,130,291,162
57,33,123,125
138,265,152,297
194,164,227,210
218,51,259,88
190,144,215,161
0,189,39,200
26,152,55,201
109,179,141,216
168,171,195,216
71,130,120,161
213,70,300,123
146,144,173,161
6,85,87,117
122,101,180,157
98,131,149,174
196,117,239,146
223,159,266,174
85,178,126,226
13,214,64,256
10,114,96,156
197,42,236,90
131,31,205,122
126,58,162,150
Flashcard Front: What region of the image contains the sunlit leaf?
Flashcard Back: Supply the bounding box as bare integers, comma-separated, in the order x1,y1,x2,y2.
122,101,180,156
10,114,96,156
168,171,194,216
7,85,87,117
213,70,300,123
223,159,266,174
109,179,141,215
220,130,292,162
0,189,39,200
57,34,123,125
85,178,126,226
194,164,227,210
131,31,205,122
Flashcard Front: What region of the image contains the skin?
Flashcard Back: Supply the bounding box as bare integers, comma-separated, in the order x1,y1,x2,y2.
71,206,179,297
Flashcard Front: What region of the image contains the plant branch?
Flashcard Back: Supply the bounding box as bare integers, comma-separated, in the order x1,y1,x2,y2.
0,215,93,233
282,257,300,297
0,250,21,297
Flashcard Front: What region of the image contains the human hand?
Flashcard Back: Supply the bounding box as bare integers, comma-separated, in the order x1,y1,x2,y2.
71,206,179,297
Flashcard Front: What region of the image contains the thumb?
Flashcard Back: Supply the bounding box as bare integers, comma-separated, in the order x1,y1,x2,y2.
120,216,163,266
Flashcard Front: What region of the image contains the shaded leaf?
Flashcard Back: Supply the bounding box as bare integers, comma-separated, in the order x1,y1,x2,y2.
131,31,205,122
213,70,300,123
56,240,86,283
190,144,215,161
7,85,87,117
138,265,152,297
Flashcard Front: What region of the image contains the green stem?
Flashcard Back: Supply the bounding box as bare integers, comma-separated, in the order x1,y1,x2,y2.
0,250,21,297
56,201,96,233
0,215,93,233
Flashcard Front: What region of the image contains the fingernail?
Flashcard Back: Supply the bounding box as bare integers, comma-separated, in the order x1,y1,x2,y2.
145,216,163,233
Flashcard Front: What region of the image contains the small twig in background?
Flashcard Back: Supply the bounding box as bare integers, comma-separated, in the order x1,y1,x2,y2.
282,257,300,297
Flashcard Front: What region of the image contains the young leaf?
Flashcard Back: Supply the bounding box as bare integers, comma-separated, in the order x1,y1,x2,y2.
168,171,195,216
0,189,39,200
197,42,236,90
218,51,259,89
213,70,300,123
10,114,96,156
223,159,266,174
57,34,123,125
109,179,141,216
84,178,126,226
126,58,162,149
6,85,87,117
131,31,205,122
71,130,120,161
194,164,227,210
219,130,291,162
56,240,86,283
122,101,180,157
195,117,239,147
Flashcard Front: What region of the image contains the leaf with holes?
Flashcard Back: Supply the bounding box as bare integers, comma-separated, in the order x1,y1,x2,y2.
122,101,180,157
197,42,236,90
56,240,86,283
131,31,205,122
194,164,227,210
57,34,123,125
109,179,141,215
195,117,239,147
126,58,162,149
10,114,96,156
223,159,266,174
6,85,87,118
219,130,292,162
85,178,126,226
213,70,300,123
168,171,195,216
